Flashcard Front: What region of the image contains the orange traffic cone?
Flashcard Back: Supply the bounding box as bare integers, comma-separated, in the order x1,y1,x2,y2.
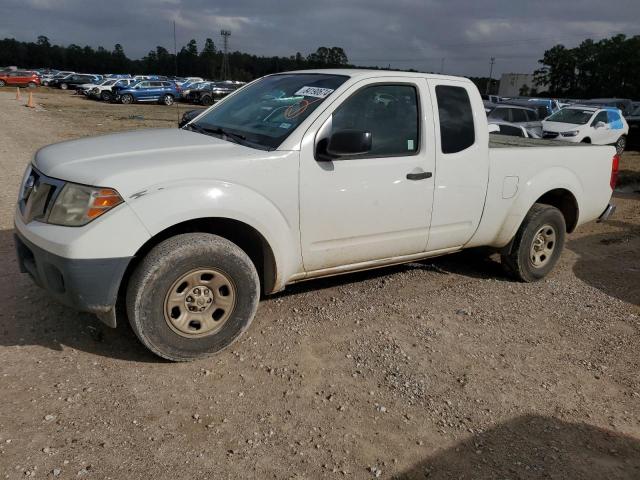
15,87,22,100
26,91,35,108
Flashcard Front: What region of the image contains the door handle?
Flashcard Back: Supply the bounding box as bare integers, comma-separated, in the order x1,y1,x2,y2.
406,171,432,181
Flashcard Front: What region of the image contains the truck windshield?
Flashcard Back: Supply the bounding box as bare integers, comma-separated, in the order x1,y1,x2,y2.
187,73,348,150
546,108,594,125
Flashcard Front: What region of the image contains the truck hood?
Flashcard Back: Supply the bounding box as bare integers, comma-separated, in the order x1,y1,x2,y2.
541,121,584,133
34,128,261,194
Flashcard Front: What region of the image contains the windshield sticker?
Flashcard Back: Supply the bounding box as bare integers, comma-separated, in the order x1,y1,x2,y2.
407,139,414,150
279,122,292,129
294,86,335,98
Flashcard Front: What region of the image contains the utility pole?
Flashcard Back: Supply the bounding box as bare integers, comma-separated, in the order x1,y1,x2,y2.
173,21,178,77
220,30,231,80
486,56,495,95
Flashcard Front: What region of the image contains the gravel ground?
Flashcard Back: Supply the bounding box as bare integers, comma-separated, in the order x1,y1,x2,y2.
1,88,639,479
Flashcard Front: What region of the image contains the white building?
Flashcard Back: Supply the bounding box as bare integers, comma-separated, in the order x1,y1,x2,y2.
498,73,543,97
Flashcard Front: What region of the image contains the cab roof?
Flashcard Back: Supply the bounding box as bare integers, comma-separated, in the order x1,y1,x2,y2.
276,68,472,83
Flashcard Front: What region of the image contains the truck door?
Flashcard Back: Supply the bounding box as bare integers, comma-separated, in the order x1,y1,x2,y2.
426,79,489,251
299,77,436,272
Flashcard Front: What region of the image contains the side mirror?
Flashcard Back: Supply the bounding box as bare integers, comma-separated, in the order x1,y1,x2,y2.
325,130,372,157
593,121,606,129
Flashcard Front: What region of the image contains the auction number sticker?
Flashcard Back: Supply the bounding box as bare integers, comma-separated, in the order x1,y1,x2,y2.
294,86,334,98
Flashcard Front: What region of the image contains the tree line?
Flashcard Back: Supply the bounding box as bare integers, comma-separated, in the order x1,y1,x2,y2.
534,34,640,99
0,36,349,81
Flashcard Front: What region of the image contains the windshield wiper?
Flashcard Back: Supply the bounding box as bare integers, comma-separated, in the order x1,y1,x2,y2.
201,126,247,143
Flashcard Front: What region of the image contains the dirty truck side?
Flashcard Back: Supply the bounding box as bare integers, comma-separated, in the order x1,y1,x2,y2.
14,69,617,361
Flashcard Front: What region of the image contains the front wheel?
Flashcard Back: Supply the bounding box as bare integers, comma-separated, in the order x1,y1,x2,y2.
100,91,111,101
161,94,174,106
126,233,260,361
501,204,566,282
0,80,6,87
60,83,68,90
120,93,134,104
615,135,626,156
200,95,213,106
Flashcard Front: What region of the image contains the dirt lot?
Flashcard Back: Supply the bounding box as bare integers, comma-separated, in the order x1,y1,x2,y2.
1,88,639,479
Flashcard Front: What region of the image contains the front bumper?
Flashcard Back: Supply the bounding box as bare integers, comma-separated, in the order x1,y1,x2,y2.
14,230,131,327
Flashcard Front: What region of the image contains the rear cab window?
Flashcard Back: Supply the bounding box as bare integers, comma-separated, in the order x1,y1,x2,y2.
435,85,475,154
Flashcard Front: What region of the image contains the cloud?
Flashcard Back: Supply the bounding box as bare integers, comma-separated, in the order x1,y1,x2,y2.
0,0,637,76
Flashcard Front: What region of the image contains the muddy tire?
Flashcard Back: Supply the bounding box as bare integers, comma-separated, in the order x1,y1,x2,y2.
126,233,260,361
501,204,566,282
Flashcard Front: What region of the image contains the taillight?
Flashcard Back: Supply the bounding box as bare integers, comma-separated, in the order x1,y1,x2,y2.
610,154,620,190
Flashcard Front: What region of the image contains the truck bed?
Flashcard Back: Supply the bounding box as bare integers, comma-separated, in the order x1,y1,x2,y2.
489,136,590,148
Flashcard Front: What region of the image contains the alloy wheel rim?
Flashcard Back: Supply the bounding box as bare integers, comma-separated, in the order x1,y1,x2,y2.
163,268,236,338
529,224,556,268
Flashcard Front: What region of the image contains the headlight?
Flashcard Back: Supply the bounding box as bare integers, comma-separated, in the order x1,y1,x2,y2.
561,130,579,137
48,183,123,226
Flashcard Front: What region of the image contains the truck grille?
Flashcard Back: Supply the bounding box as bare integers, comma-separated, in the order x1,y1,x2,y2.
543,131,559,139
19,168,65,223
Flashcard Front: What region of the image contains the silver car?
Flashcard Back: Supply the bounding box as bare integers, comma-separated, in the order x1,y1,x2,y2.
487,105,542,137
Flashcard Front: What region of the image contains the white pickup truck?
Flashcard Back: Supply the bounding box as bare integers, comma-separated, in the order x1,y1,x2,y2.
14,70,618,361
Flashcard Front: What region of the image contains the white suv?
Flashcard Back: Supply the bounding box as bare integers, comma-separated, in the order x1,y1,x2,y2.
542,106,629,154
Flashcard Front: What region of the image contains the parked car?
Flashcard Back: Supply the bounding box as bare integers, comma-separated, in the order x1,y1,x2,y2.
14,69,618,360
178,108,206,127
488,121,541,138
41,71,74,86
76,79,111,96
113,80,180,105
481,94,502,104
581,98,633,116
542,106,629,154
625,103,640,149
487,104,542,137
187,81,243,105
90,78,137,101
506,99,555,120
49,74,100,90
0,70,40,88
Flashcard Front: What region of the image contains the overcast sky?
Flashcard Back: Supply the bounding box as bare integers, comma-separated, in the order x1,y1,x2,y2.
0,0,638,77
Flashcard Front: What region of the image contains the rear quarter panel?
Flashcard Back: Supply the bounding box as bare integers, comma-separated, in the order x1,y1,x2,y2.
468,144,614,248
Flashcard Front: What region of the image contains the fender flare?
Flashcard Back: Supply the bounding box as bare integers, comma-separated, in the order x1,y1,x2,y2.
494,166,582,247
126,179,300,291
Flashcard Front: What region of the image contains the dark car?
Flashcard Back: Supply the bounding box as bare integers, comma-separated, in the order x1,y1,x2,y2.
581,98,633,116
49,74,100,90
626,104,640,149
187,82,242,105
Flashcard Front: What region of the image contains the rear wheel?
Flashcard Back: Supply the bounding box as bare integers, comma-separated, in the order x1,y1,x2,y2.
126,233,260,361
200,95,213,106
121,93,134,104
100,91,111,101
60,83,68,90
501,204,566,282
161,94,174,106
0,80,6,87
615,135,627,155
27,82,37,88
